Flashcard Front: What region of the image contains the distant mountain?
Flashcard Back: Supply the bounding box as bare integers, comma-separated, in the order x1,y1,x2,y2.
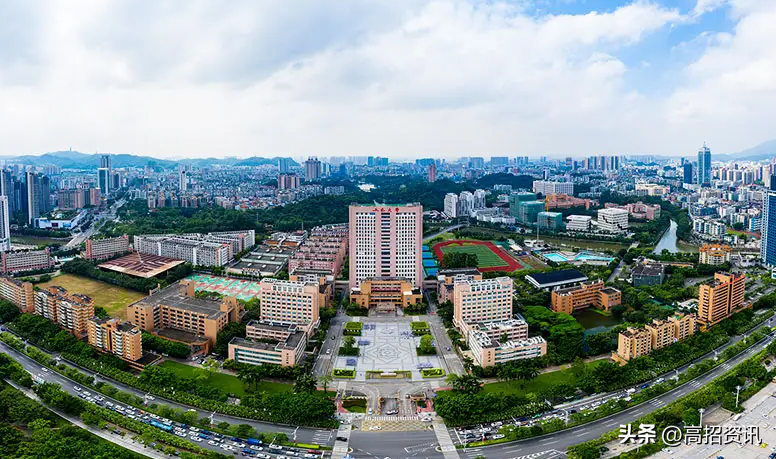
0,151,299,169
727,140,776,161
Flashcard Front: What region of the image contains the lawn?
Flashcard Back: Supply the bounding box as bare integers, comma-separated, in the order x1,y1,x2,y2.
38,274,145,320
440,244,505,267
483,360,606,397
433,239,525,272
159,360,295,398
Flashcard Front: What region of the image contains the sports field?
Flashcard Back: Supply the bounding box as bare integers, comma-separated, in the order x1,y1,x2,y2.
37,274,145,320
186,274,262,301
432,240,525,272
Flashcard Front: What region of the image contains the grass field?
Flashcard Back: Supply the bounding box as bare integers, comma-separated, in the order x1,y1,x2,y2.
483,360,606,397
11,235,72,247
38,274,145,320
158,361,336,399
439,244,505,268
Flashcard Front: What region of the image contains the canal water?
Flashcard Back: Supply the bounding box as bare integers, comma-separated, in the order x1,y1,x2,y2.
653,219,680,254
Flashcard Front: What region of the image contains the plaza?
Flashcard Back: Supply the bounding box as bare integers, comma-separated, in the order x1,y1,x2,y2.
334,321,445,381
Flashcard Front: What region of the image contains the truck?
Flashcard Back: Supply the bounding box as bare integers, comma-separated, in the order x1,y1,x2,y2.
246,438,262,446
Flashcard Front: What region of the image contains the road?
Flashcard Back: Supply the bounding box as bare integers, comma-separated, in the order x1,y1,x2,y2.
66,197,126,248
606,241,638,283
347,325,776,459
423,223,469,243
0,339,333,447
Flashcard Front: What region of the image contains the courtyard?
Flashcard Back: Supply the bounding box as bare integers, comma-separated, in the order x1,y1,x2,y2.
334,321,445,381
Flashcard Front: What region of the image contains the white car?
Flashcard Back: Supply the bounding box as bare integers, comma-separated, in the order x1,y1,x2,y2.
74,386,82,392
492,434,505,439
208,440,218,446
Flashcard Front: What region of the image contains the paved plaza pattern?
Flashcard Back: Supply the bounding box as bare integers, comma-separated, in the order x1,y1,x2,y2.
335,322,444,381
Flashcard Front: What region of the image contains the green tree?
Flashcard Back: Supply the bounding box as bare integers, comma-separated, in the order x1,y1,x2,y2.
419,334,435,354
236,364,266,392
318,374,332,394
0,300,20,323
294,374,317,394
446,374,482,395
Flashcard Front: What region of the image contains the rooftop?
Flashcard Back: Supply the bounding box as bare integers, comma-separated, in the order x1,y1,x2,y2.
632,263,665,277
99,252,185,278
526,269,588,288
138,284,228,320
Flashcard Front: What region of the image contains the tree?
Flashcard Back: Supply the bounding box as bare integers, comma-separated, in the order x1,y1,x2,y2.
419,334,435,354
294,374,317,394
446,373,482,395
441,252,479,269
237,365,266,392
318,375,332,394
0,300,20,323
197,358,220,381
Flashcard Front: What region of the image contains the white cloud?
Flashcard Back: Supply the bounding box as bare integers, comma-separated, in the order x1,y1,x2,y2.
692,0,727,16
5,0,770,159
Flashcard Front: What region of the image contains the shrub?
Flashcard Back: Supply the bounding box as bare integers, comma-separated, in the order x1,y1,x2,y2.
332,369,356,379
421,368,444,378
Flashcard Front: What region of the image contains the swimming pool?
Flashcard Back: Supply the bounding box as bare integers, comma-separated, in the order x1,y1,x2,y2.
543,251,614,263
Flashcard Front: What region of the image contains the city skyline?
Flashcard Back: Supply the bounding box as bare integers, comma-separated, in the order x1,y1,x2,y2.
0,1,774,159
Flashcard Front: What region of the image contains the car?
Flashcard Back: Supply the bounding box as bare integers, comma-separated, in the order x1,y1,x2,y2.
192,437,203,442
209,440,218,446
492,434,505,440
491,422,502,427
367,408,373,415
326,349,331,354
189,427,200,432
41,367,49,372
446,347,451,351
74,386,82,392
192,356,199,361
336,437,348,442
422,418,432,423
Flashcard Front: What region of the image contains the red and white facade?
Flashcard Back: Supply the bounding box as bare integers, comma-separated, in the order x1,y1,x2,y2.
348,204,423,289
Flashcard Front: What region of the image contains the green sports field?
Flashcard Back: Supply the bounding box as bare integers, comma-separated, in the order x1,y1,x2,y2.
439,244,505,268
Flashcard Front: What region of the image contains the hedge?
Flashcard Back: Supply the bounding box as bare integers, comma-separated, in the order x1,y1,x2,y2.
421,368,444,378
332,369,356,379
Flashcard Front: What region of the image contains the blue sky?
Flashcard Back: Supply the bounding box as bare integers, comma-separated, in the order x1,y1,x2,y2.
0,0,773,159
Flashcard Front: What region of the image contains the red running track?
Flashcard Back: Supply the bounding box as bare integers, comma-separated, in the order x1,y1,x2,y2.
431,239,523,272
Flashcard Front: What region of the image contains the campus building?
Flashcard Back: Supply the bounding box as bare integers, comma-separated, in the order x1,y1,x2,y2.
87,317,143,361
699,243,733,265
133,230,255,267
613,313,697,364
631,263,665,287
1,248,54,274
532,181,574,196
0,275,35,313
33,286,95,339
348,203,423,288
762,190,776,267
597,208,629,233
258,277,323,335
350,278,422,311
451,277,546,365
288,224,348,277
128,280,243,353
697,272,748,328
227,320,307,367
436,268,482,304
550,280,622,314
536,211,563,231
469,333,547,368
84,235,131,260
565,215,593,232
0,196,9,252
604,202,662,221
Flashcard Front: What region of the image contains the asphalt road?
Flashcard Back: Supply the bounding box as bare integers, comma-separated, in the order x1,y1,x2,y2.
0,339,333,447
423,223,469,243
347,329,776,459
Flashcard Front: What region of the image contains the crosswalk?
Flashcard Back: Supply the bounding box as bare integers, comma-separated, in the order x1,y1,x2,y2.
364,415,420,421
465,448,566,459
311,429,331,445
649,399,665,408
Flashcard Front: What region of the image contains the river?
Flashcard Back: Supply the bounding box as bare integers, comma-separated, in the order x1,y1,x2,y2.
653,219,681,254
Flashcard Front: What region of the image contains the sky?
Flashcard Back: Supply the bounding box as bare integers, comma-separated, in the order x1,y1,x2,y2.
0,0,774,160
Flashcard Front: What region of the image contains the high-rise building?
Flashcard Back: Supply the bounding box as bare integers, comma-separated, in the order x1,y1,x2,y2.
762,190,776,267
0,196,10,252
277,174,300,190
348,203,423,288
427,162,437,183
697,272,746,327
25,172,50,225
98,154,112,195
443,193,459,218
697,143,712,186
258,278,322,334
683,162,693,184
0,170,16,217
278,158,290,173
179,170,188,191
304,157,322,181
34,286,95,338
533,181,574,196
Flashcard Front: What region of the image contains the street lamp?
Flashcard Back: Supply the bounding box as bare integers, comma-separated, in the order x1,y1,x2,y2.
699,408,705,426
736,385,742,408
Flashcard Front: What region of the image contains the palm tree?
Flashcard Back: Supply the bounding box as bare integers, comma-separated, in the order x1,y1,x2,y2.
445,373,482,395
319,374,333,395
